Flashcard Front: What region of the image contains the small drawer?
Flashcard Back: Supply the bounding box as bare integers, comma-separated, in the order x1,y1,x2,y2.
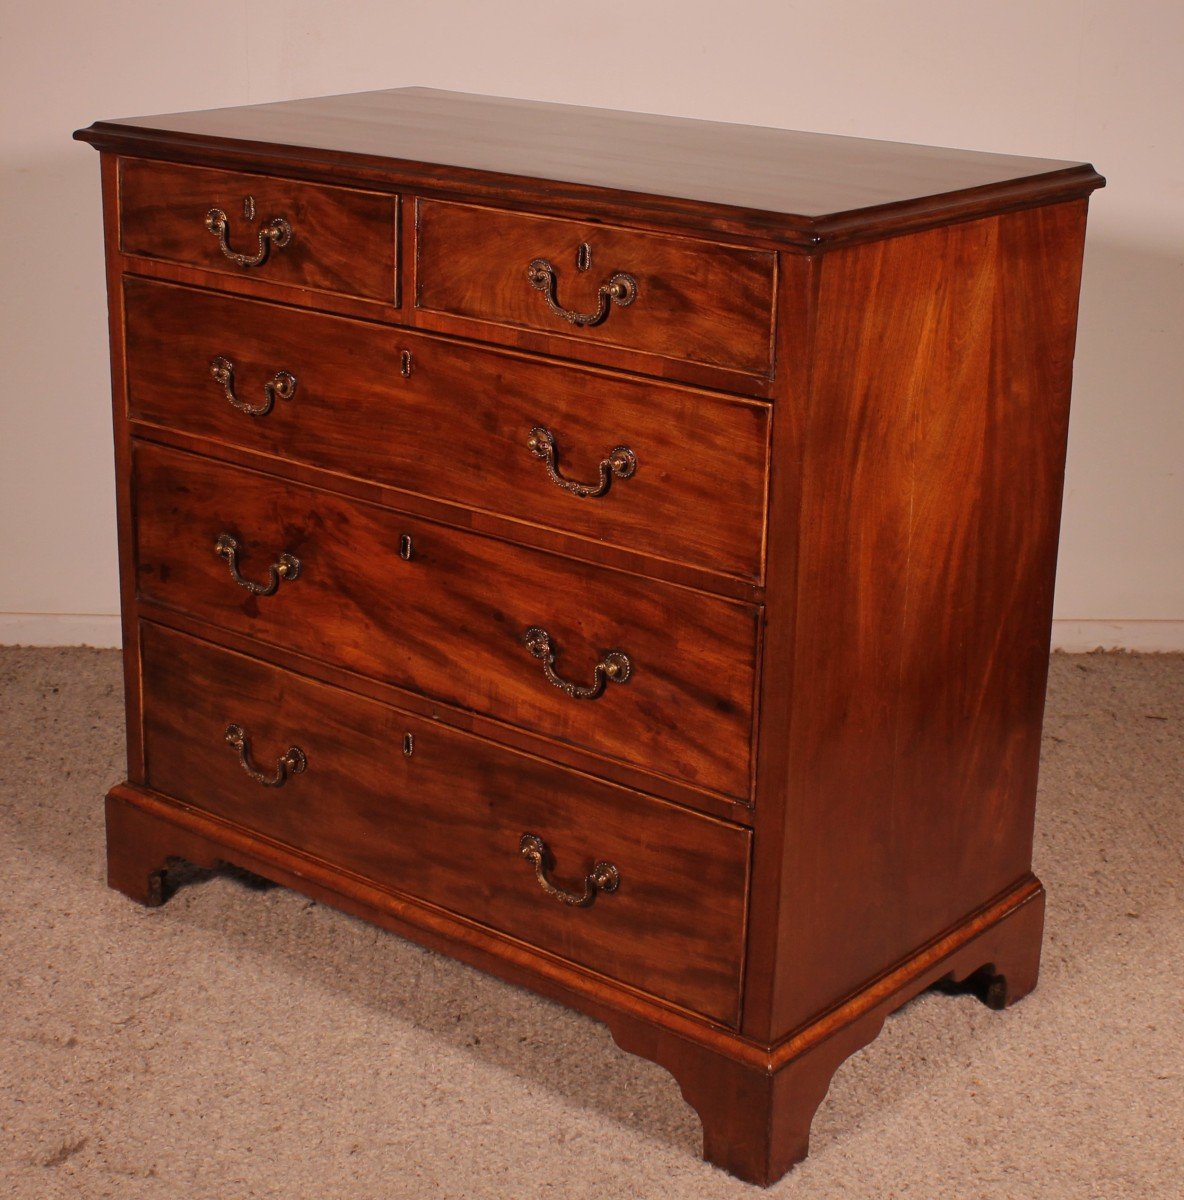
132,442,759,801
141,623,750,1024
415,200,776,379
119,159,397,302
124,279,769,582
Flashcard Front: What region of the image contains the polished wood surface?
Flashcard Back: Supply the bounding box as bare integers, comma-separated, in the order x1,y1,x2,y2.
78,88,1101,245
124,277,770,581
79,89,1103,1186
119,158,398,301
135,602,753,827
749,201,1089,1038
416,200,776,376
106,779,1044,1187
139,622,749,1023
99,154,146,780
118,244,771,399
611,878,1045,1186
131,440,759,801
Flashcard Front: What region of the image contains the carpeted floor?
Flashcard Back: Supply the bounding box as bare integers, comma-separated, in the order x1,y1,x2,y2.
1,648,1181,1199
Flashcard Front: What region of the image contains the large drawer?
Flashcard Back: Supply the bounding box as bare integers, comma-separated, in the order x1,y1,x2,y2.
119,159,398,302
132,442,759,800
124,278,769,582
139,623,750,1024
415,200,777,378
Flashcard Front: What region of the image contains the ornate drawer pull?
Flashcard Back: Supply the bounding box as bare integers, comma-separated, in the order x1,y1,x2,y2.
224,723,306,787
214,533,300,596
205,208,292,268
526,258,637,327
527,427,636,498
519,833,620,907
210,357,297,417
522,626,631,700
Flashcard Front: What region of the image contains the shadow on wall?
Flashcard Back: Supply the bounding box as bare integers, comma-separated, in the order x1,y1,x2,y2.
0,144,118,620
1055,228,1184,623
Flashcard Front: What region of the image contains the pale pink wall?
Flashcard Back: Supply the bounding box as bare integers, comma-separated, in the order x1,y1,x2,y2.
2,0,1181,648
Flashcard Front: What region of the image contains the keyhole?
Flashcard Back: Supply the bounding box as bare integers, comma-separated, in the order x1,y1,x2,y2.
576,242,592,272
243,195,256,221
400,349,413,378
402,732,415,757
399,533,414,561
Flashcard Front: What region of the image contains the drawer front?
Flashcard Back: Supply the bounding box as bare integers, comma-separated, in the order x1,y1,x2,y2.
140,623,750,1024
119,159,397,302
125,279,769,582
132,443,759,800
416,200,777,377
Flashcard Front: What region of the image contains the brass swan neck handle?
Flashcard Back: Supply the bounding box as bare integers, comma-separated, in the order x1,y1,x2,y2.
519,833,620,907
214,533,300,596
224,724,306,787
205,207,292,268
522,627,631,700
210,357,296,418
526,257,637,327
527,427,636,498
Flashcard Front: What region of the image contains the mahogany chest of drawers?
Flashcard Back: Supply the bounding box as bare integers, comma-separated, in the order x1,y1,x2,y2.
76,89,1102,1185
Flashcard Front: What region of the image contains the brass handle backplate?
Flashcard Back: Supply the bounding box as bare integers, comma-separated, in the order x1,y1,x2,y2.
214,533,300,596
224,723,306,787
519,833,620,907
527,427,636,498
523,626,631,700
210,356,297,417
205,207,292,268
526,258,637,327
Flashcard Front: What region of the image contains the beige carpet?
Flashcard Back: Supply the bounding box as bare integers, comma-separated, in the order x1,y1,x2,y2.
1,648,1181,1199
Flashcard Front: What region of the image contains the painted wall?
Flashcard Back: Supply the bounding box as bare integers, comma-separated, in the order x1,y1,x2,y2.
2,0,1181,649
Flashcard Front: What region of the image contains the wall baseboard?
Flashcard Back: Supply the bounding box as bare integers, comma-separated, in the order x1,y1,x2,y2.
0,613,122,647
1050,620,1184,653
2,614,1182,653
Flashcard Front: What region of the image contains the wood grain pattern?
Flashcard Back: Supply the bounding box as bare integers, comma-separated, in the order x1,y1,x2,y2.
739,251,816,1042
134,603,754,826
127,418,764,604
105,778,1045,1185
119,158,398,301
99,155,146,780
115,246,774,399
131,440,760,801
752,202,1089,1037
416,200,776,376
138,622,749,1024
123,277,770,582
609,879,1045,1185
77,91,1104,1185
76,88,1102,246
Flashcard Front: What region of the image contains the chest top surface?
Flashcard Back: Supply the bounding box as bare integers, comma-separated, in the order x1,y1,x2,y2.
75,87,1102,244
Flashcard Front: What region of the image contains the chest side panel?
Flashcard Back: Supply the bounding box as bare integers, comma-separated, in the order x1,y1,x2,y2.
750,201,1089,1036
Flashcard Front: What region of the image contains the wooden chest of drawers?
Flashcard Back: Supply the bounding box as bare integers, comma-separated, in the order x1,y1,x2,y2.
76,89,1102,1185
